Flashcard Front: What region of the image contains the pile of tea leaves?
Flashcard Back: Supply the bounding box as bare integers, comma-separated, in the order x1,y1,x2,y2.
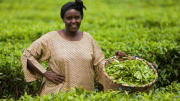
105,59,156,86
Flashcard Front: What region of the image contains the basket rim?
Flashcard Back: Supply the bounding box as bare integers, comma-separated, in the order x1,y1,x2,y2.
103,56,158,88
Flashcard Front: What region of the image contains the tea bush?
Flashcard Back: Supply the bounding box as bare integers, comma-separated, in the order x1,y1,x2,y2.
0,0,179,99
3,82,180,101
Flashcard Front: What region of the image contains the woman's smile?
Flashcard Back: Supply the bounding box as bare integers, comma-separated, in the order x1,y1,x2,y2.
71,24,77,28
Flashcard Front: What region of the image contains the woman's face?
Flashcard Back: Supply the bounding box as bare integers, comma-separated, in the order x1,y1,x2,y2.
63,9,82,33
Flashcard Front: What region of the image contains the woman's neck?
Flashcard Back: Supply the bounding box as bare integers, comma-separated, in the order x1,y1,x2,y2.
62,29,82,41
63,29,78,37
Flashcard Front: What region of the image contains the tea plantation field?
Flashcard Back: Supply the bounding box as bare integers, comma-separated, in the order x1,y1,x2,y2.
0,0,179,100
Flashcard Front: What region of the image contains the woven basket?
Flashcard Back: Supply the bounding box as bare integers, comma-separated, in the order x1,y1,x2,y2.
102,56,158,93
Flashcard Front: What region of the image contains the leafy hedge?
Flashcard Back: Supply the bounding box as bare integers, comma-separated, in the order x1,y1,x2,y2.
2,82,179,101
0,0,179,99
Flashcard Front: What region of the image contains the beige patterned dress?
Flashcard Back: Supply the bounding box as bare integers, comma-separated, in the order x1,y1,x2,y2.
21,31,107,96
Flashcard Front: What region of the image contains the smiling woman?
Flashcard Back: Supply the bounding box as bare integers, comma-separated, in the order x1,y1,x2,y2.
21,0,126,96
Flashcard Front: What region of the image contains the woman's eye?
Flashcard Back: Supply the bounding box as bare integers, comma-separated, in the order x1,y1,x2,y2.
67,17,72,20
75,16,80,20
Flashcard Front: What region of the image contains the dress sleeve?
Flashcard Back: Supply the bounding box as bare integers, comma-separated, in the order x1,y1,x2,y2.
91,38,107,85
21,34,51,82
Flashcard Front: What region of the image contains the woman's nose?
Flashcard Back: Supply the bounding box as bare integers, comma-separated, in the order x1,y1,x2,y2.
71,18,76,23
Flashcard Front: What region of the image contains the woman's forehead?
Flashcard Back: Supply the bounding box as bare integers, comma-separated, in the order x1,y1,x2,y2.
64,9,81,17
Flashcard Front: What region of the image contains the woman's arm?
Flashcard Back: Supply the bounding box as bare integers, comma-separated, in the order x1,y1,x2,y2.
21,33,65,84
27,59,44,76
27,59,65,84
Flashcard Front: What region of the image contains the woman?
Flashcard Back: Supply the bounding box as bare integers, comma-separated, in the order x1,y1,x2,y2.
21,0,127,96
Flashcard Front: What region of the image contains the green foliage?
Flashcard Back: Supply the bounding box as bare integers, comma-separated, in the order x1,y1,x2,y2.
3,82,179,101
0,0,179,99
106,59,156,86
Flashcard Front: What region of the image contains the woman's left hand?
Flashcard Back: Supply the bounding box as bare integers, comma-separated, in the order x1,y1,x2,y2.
115,50,127,58
115,50,135,60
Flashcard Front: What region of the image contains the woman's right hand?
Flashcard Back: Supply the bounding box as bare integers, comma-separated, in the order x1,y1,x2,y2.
43,71,65,84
